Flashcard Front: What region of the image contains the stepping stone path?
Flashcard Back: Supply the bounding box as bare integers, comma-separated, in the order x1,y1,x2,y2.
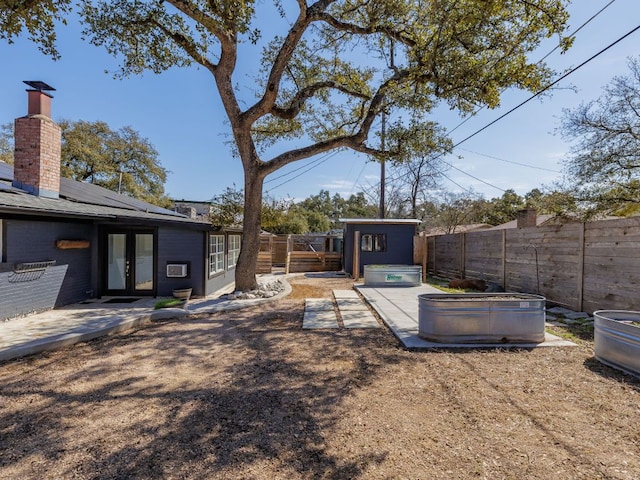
302,299,338,329
334,290,380,329
302,290,380,329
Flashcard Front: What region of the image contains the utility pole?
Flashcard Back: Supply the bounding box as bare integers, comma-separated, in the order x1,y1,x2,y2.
379,39,395,220
379,111,386,219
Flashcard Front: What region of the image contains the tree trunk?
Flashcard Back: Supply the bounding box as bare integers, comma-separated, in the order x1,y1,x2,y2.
234,169,264,291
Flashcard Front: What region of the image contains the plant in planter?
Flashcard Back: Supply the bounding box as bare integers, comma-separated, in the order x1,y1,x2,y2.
154,298,186,309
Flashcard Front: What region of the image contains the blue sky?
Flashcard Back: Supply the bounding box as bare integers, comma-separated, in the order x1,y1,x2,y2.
1,0,639,203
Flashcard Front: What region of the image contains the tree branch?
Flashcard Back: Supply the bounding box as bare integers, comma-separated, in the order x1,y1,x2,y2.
271,81,370,119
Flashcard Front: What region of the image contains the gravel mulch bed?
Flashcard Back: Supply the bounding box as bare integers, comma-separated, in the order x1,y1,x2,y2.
0,274,639,479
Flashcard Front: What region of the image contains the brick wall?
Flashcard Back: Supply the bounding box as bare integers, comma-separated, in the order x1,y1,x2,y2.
516,208,537,228
13,115,62,198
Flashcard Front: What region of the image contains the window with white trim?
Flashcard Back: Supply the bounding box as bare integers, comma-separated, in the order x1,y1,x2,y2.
209,234,225,275
228,234,241,269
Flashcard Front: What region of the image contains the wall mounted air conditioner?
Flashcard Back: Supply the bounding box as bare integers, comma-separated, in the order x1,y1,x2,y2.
166,263,188,278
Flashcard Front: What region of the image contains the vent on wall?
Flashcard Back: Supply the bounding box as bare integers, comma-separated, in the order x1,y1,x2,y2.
166,264,188,278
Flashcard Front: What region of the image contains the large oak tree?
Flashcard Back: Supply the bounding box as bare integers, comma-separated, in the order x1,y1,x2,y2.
2,0,573,290
0,0,71,58
60,120,172,207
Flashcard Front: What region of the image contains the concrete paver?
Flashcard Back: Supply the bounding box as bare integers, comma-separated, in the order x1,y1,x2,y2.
302,299,339,329
332,290,360,299
340,310,379,329
332,290,379,329
334,298,368,311
302,291,379,329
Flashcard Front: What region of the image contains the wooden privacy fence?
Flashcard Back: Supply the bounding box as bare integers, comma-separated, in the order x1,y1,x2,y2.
271,235,289,266
284,234,342,273
418,216,640,313
257,235,273,274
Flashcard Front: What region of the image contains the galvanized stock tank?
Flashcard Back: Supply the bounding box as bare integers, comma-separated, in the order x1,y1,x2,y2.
594,310,640,379
418,293,546,344
363,264,422,287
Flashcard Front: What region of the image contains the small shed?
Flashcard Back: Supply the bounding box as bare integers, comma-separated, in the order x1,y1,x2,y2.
340,218,421,276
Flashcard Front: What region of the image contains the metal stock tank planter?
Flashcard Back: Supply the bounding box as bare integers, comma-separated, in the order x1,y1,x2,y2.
363,265,422,287
594,310,640,378
418,293,546,344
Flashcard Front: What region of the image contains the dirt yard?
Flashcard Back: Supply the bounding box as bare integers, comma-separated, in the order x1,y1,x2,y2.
1,274,639,479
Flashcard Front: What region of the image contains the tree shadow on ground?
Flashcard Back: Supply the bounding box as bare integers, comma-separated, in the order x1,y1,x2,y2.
0,301,401,479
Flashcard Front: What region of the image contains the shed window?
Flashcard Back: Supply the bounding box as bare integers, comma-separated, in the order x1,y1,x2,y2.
361,233,386,252
228,234,241,269
209,234,225,275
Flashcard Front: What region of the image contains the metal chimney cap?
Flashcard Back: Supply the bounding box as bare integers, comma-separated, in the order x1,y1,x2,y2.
23,80,56,92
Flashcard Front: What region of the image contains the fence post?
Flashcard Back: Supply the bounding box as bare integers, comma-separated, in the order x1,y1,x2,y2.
422,236,428,283
460,233,466,279
285,235,292,275
433,235,438,277
577,222,586,312
501,229,507,290
352,230,360,281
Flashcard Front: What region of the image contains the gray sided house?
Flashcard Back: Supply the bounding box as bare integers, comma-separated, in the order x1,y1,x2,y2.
341,218,421,276
0,84,240,321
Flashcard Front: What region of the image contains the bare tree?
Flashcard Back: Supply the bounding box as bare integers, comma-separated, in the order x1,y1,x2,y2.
560,56,640,216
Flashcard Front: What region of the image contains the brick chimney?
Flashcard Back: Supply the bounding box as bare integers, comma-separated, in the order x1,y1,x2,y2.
516,208,537,228
12,81,61,199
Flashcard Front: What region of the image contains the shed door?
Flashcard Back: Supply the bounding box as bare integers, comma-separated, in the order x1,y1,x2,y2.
103,229,156,296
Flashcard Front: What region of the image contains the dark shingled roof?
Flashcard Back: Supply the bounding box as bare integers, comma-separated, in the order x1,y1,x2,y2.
0,161,208,228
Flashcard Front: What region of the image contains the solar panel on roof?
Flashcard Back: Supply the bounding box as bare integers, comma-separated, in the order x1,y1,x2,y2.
59,178,182,216
0,159,183,218
23,80,55,91
0,162,12,181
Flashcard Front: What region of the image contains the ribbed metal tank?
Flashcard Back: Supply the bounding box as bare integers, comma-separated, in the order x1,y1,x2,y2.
363,265,422,287
594,310,640,378
418,293,546,343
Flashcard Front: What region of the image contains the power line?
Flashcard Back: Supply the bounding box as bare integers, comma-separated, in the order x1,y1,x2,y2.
443,161,507,193
440,171,474,194
269,116,388,192
538,0,617,64
451,22,640,149
437,21,640,193
447,0,617,136
265,151,333,184
266,150,340,190
456,148,562,173
350,160,369,195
